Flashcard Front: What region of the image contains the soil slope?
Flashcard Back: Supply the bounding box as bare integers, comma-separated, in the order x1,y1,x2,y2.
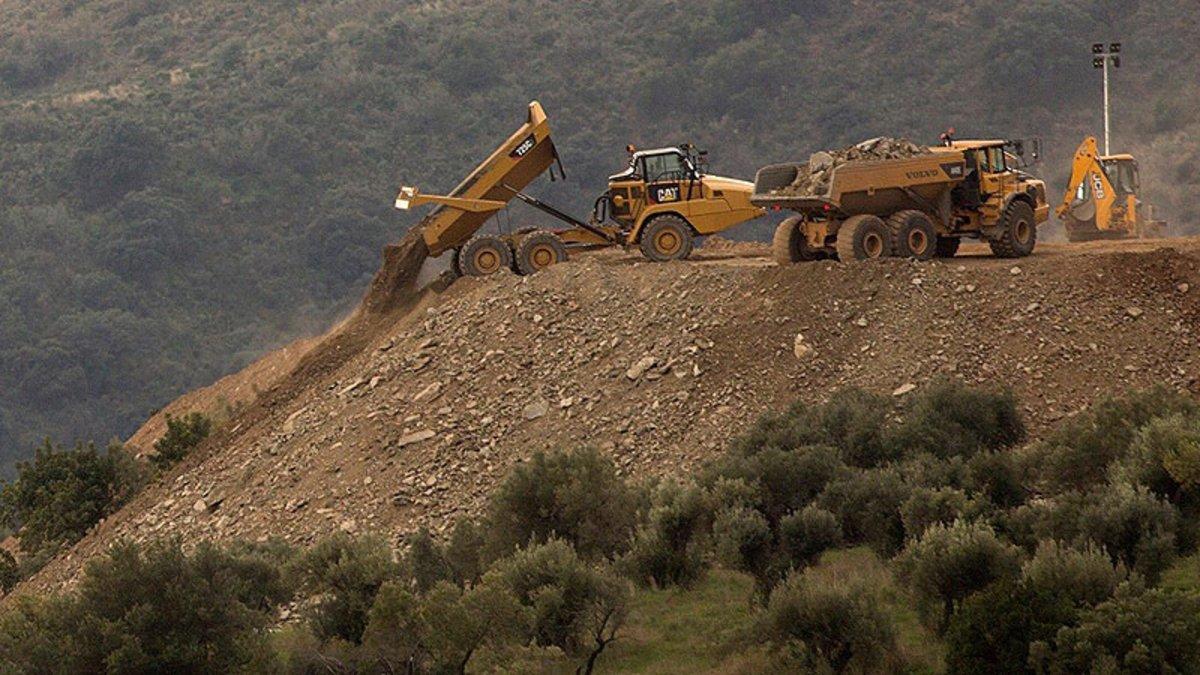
20,237,1200,594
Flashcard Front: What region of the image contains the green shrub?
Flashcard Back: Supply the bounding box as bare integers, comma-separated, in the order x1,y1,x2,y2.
897,520,1022,633
816,388,894,467
0,549,18,593
757,568,901,673
359,582,424,669
1033,584,1200,674
965,450,1027,509
705,444,841,526
1074,482,1178,583
445,517,486,587
405,527,452,593
1022,540,1122,607
890,378,1025,460
620,480,710,588
711,506,774,594
1031,387,1198,494
0,439,145,553
777,505,840,570
291,534,402,644
0,539,292,673
418,581,530,673
944,579,1076,675
729,388,892,467
490,539,628,674
151,412,212,470
900,487,968,541
486,448,637,561
817,467,911,558
360,579,530,673
1125,413,1200,503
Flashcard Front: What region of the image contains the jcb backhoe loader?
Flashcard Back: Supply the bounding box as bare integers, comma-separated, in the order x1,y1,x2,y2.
394,101,764,277
1057,136,1167,241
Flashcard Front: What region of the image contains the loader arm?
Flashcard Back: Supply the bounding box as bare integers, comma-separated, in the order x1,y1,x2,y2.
1057,136,1116,230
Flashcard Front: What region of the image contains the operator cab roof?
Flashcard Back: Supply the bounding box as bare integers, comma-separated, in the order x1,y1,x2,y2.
609,146,691,181
944,139,1009,150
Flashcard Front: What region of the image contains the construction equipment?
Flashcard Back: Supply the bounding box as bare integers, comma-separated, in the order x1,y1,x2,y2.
753,139,1050,262
395,101,764,276
1057,136,1167,241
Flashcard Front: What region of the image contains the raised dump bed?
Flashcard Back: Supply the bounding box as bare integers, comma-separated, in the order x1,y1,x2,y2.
401,101,561,257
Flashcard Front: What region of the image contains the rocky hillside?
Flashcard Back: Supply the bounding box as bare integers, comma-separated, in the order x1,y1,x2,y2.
3,0,1200,470
22,238,1200,593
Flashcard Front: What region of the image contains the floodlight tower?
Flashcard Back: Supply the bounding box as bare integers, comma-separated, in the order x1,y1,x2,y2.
1092,42,1121,156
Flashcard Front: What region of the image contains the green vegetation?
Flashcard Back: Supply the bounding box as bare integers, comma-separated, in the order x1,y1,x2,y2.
0,539,291,673
0,440,144,555
2,0,1199,474
4,382,1200,673
150,411,212,470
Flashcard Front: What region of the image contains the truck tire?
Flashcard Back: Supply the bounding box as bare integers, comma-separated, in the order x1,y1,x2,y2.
934,236,961,258
887,210,937,260
640,215,694,262
772,215,820,264
989,201,1037,258
835,214,892,262
515,230,568,275
459,234,514,276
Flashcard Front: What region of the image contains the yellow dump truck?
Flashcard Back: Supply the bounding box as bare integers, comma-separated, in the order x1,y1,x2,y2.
753,140,1051,262
1058,136,1167,241
395,101,764,276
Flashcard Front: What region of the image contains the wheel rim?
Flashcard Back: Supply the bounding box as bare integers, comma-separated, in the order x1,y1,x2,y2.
863,232,884,258
655,229,682,256
474,247,502,274
1015,220,1032,245
907,228,929,255
530,244,556,269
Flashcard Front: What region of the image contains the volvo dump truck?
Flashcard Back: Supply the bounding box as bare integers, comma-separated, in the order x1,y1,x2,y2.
395,101,764,277
753,139,1050,262
1058,136,1167,241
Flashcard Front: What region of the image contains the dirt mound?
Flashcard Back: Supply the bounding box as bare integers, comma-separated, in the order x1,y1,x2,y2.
126,337,319,456
14,238,1200,596
775,137,930,197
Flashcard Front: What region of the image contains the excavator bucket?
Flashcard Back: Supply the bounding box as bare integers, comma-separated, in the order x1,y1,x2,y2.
398,101,560,256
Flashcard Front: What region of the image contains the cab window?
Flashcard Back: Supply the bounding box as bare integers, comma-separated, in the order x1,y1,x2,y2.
982,147,1007,173
642,153,687,182
1104,160,1139,194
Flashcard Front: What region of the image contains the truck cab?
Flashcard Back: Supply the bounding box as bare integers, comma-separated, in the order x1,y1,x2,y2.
602,145,764,261
939,140,1049,233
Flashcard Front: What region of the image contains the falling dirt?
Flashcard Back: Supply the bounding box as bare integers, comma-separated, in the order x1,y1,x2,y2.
361,228,432,316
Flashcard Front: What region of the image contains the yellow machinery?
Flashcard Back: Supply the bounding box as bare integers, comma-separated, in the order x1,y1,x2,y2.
395,101,764,276
1057,136,1167,241
753,139,1051,261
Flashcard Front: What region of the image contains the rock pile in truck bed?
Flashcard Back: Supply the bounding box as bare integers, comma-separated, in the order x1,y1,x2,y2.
776,137,931,197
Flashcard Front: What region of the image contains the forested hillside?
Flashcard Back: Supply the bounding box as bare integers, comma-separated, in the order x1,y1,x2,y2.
1,0,1197,469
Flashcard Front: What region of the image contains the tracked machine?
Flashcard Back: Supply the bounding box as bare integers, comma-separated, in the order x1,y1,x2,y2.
395,101,764,277
1058,136,1167,241
753,139,1051,262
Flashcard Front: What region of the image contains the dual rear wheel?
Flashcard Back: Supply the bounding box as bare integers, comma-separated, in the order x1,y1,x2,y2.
834,210,942,262
455,230,568,278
